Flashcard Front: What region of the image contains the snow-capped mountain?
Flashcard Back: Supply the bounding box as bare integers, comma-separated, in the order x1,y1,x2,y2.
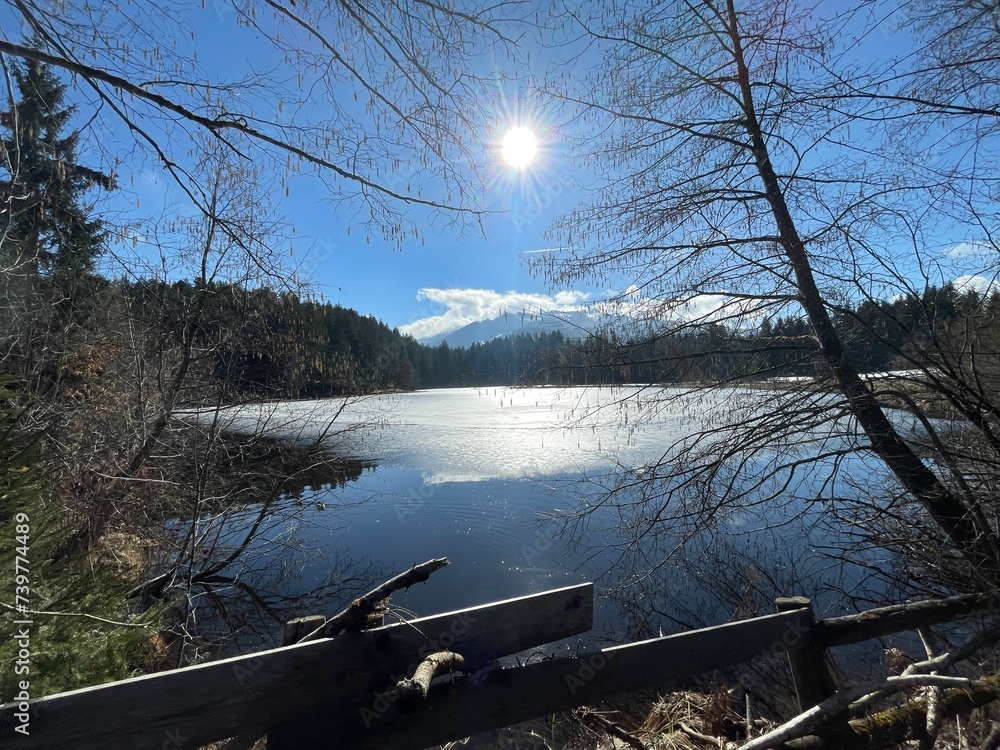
421,310,597,347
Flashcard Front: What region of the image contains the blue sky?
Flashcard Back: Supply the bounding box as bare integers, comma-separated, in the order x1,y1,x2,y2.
278,149,591,339
81,2,599,341
4,1,997,342
127,141,589,339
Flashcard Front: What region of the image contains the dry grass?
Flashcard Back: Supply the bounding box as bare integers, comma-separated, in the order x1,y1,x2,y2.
554,690,762,750
88,530,154,580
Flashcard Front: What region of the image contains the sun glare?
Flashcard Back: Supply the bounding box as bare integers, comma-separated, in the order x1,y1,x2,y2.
501,127,538,169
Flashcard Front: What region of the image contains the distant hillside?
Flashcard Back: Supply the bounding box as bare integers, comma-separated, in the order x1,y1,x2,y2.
115,281,995,397
422,310,597,347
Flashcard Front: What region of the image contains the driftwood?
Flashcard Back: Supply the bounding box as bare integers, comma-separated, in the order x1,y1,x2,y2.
785,675,1000,749
816,593,998,647
739,674,1000,750
289,558,450,643
267,582,594,750
227,559,452,750
394,651,465,711
904,621,1000,677
349,609,815,750
847,617,1000,718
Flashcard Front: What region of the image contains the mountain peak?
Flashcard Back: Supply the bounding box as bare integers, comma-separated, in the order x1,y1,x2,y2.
421,309,596,347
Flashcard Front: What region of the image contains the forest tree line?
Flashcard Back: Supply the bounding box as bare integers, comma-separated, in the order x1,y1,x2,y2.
88,278,993,398
4,55,993,405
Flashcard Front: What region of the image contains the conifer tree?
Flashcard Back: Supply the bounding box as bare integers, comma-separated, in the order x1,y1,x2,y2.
0,53,117,393
0,54,113,279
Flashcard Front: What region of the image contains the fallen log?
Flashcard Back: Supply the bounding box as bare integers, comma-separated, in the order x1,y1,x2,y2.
817,593,998,647
782,675,1000,750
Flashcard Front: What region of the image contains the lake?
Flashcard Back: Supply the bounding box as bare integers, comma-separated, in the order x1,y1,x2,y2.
194,385,902,650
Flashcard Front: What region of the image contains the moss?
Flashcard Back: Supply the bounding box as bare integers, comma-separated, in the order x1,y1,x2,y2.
784,675,1000,749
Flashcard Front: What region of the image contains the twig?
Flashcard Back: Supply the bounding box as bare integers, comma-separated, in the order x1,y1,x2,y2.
849,622,1000,717
918,627,939,660
0,601,152,628
227,559,452,750
905,622,1000,676
297,558,449,642
679,720,725,748
854,620,1000,718
578,710,649,750
917,627,942,750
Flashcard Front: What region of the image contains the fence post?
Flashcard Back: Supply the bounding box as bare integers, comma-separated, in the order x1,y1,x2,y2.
775,597,838,711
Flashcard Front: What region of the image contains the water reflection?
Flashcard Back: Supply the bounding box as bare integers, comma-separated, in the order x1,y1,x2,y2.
150,432,384,658
187,386,922,654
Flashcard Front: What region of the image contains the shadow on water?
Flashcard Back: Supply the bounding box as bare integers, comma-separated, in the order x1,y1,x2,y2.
154,433,391,658
554,451,929,714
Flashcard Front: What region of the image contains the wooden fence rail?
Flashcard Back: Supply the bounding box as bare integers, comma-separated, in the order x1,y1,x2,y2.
816,592,998,647
327,609,816,750
0,583,592,750
0,583,996,750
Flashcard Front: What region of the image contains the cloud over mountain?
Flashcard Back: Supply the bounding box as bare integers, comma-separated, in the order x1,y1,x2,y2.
399,287,591,340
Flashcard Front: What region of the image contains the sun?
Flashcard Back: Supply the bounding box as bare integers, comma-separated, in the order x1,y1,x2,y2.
501,127,538,169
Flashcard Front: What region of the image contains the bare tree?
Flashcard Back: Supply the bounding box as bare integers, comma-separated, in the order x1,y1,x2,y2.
533,0,1000,610
0,0,517,254
0,143,398,676
0,0,521,674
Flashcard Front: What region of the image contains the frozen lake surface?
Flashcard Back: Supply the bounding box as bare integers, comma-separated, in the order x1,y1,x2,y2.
188,385,708,482
188,386,913,647
190,384,904,482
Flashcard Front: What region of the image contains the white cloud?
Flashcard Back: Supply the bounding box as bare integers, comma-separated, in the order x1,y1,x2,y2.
399,287,590,340
944,240,996,259
400,285,770,342
596,289,766,325
954,274,999,296
670,294,764,322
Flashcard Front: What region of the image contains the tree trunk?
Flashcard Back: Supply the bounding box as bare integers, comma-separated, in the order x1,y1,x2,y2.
724,0,997,571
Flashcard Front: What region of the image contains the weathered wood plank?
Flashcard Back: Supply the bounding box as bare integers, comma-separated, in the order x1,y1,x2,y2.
0,583,593,750
817,593,997,647
333,608,817,750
